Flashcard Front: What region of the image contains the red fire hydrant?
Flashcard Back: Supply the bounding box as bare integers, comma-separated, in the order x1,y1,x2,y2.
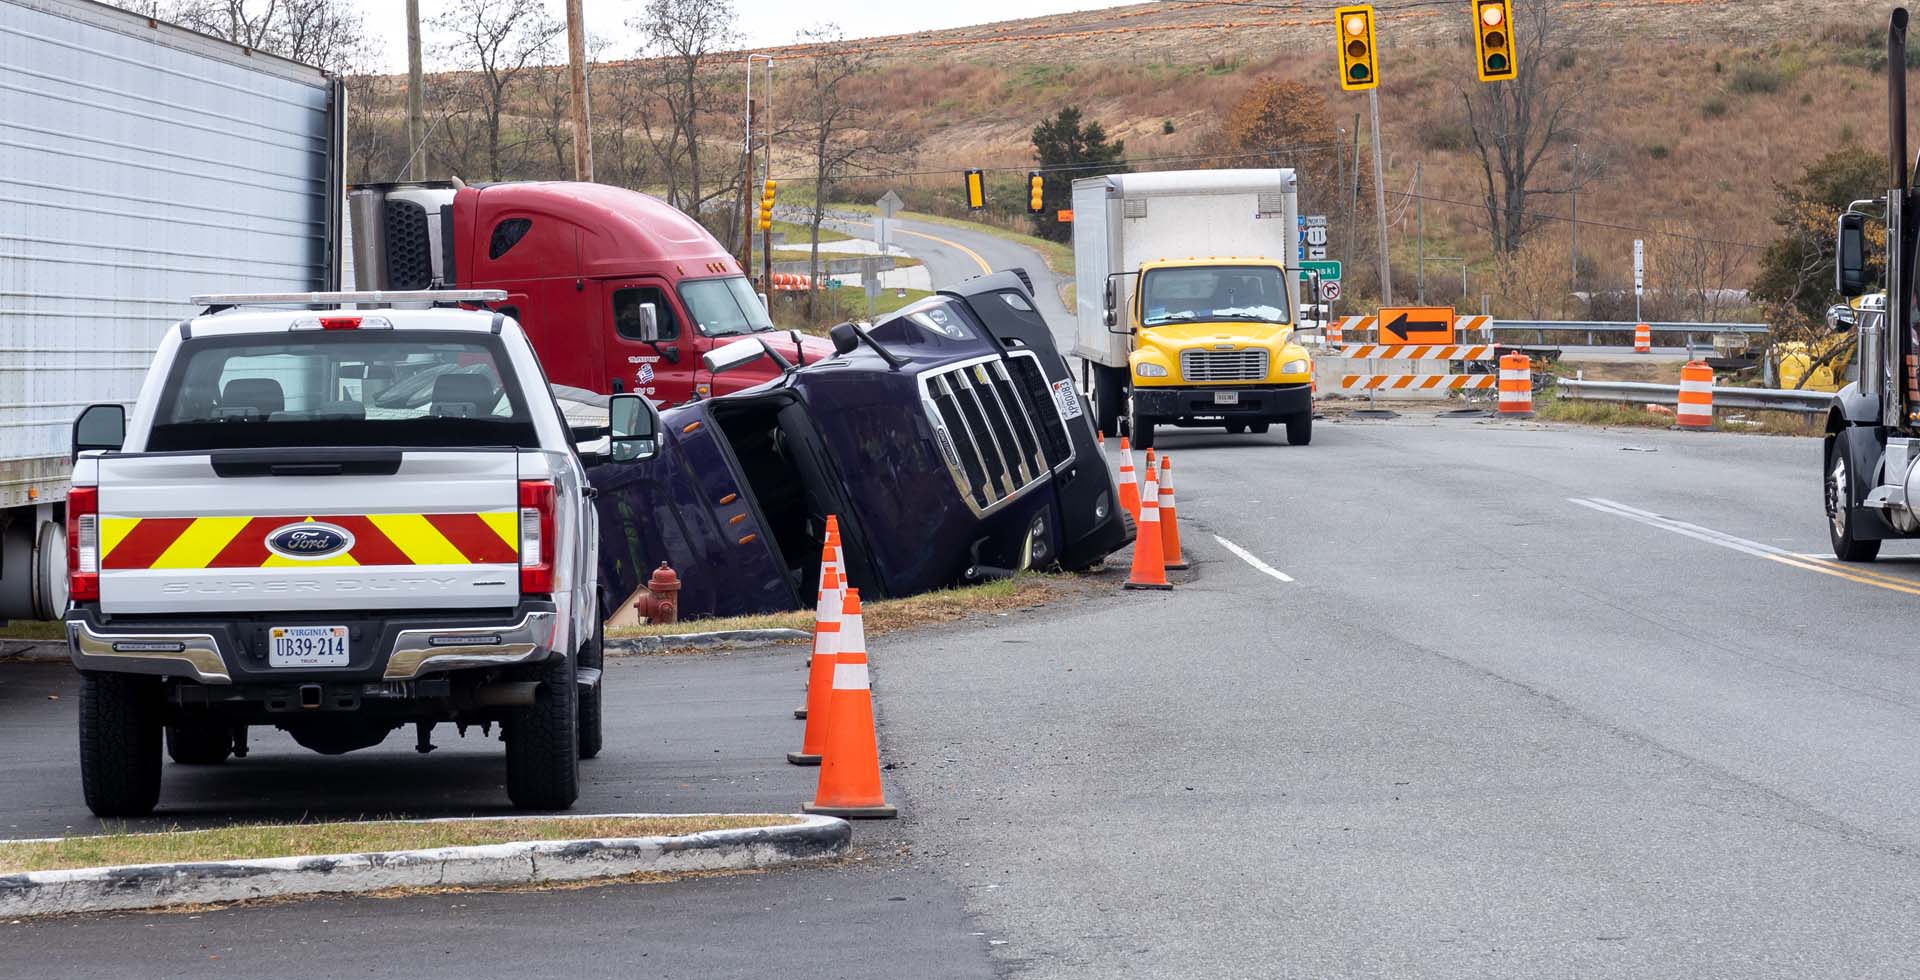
634,562,681,624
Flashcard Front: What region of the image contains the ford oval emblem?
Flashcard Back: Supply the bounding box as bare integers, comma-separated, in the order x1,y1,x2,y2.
266,522,354,560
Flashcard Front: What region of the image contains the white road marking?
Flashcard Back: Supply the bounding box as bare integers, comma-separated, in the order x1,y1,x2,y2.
1212,534,1295,583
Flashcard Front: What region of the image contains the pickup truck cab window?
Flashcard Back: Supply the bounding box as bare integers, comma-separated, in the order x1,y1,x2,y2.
149,331,537,451
680,276,773,337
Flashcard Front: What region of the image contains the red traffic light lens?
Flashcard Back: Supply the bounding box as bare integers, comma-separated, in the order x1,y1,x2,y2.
1344,13,1367,36
1480,4,1504,27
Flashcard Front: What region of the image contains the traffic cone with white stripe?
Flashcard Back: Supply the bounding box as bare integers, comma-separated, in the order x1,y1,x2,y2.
1124,462,1172,590
1117,436,1141,521
803,589,897,818
794,519,843,721
788,562,845,765
1159,455,1188,570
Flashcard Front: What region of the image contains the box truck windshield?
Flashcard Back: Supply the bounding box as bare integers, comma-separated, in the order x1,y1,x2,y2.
1141,266,1294,327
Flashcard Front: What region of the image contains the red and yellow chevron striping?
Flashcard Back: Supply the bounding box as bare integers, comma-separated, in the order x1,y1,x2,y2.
98,512,520,570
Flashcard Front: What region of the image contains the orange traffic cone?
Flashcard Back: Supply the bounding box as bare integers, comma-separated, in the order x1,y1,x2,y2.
1124,462,1172,590
1117,436,1141,521
1159,455,1188,570
1097,429,1106,451
795,519,843,721
803,589,897,818
788,562,845,765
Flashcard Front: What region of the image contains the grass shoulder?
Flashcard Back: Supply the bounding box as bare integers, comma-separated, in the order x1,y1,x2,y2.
610,573,1071,645
0,815,797,874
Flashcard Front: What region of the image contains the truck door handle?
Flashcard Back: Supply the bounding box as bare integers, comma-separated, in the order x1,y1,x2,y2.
611,378,625,393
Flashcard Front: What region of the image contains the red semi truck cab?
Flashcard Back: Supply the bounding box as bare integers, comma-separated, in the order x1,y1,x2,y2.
347,181,831,404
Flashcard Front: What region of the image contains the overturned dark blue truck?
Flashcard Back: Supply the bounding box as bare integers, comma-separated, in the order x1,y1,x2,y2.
587,273,1131,620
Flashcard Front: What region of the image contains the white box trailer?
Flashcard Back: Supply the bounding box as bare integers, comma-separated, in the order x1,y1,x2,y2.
1069,169,1314,448
0,0,343,618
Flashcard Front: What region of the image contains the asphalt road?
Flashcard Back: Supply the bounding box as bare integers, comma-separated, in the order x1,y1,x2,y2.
10,219,1920,977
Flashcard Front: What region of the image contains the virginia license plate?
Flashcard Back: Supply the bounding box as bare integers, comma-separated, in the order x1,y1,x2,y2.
269,625,349,668
1213,391,1241,405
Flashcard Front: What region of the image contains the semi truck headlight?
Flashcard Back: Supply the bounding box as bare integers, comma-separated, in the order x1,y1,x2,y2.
1136,362,1168,378
1281,359,1310,375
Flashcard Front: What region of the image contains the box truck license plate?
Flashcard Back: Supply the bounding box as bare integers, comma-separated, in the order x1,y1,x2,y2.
1213,391,1240,405
269,626,349,668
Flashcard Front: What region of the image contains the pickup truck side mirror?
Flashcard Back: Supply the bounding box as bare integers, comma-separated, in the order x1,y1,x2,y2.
608,393,660,463
1837,212,1869,298
72,403,125,460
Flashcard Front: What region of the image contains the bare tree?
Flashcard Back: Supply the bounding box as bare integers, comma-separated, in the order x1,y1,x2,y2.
1461,0,1585,253
430,0,562,182
792,25,917,319
629,0,738,218
163,0,371,72
1648,220,1743,323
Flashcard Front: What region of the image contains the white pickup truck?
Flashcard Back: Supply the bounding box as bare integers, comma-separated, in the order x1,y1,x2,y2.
63,291,661,816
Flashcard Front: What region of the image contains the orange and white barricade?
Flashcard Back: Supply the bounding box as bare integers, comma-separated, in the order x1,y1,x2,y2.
1497,352,1532,416
1676,360,1714,429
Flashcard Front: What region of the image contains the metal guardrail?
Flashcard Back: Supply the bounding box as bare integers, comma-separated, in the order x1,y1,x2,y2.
1555,378,1834,414
1481,320,1768,351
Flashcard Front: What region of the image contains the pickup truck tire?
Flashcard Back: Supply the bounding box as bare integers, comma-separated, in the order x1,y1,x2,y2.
79,673,163,817
577,611,605,761
1285,414,1312,446
506,651,580,810
166,721,233,765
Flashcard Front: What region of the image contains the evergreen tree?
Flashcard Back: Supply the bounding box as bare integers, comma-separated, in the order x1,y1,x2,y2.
1030,107,1127,243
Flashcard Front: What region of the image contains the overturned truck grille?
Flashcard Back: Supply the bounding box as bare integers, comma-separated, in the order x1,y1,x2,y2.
921,352,1075,515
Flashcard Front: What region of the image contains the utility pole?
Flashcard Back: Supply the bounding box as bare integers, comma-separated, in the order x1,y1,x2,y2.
1414,161,1425,304
1368,88,1392,306
405,0,424,181
564,0,593,181
1570,142,1580,294
1348,116,1361,275
740,98,756,271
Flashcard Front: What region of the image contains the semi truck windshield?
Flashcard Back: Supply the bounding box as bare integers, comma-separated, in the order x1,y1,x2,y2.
682,276,775,337
1141,266,1292,327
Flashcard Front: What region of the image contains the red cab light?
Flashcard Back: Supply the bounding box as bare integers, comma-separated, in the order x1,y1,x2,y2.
68,486,99,602
518,480,556,594
319,316,362,330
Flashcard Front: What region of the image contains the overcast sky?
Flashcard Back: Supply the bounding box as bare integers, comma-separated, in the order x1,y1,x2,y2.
349,0,1123,71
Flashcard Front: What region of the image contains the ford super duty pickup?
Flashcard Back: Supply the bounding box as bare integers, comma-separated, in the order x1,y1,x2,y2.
63,290,661,816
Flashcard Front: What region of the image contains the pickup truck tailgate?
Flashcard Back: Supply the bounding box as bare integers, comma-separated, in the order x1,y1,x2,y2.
95,451,521,615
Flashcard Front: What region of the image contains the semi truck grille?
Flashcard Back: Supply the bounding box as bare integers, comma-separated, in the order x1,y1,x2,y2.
921,352,1074,515
1180,349,1269,382
382,199,433,290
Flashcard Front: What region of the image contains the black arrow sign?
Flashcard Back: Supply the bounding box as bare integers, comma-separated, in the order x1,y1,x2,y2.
1383,310,1450,342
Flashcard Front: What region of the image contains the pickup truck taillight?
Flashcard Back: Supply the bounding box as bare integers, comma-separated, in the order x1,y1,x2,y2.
68,486,99,602
519,480,555,594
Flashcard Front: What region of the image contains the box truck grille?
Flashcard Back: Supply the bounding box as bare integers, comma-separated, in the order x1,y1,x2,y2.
1181,349,1269,382
921,352,1073,515
382,199,433,290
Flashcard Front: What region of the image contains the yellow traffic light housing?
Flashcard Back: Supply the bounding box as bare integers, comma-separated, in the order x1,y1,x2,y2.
1027,172,1045,215
965,169,986,211
1474,0,1516,82
1335,5,1378,92
758,179,776,231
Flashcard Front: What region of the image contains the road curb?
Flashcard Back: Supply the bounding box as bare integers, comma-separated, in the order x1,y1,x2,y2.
0,640,64,663
606,628,810,654
0,812,849,918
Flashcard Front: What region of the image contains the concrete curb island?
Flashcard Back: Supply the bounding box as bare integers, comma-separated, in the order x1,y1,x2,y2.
0,813,850,918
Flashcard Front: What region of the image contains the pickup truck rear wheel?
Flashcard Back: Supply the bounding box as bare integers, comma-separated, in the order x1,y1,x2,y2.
80,673,163,817
506,651,580,810
166,721,233,765
577,610,605,761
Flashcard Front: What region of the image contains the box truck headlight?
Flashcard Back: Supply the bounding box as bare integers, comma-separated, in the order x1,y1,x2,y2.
1135,362,1168,378
1282,359,1310,375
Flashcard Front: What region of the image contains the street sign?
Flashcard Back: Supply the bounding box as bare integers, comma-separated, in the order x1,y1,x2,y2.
874,217,893,251
1377,305,1455,344
876,190,903,219
1306,214,1329,226
1321,280,1341,302
1308,246,1328,260
1305,226,1329,247
1298,259,1342,282
826,278,842,289
1057,209,1074,222
1633,238,1645,296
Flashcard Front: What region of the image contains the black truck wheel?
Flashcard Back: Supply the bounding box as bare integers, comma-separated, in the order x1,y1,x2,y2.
1129,392,1157,450
506,651,580,810
166,720,233,765
1285,413,1312,446
1088,364,1126,436
1828,427,1882,562
577,609,605,761
79,673,163,817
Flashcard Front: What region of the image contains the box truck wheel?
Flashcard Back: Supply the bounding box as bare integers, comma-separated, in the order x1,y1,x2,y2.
1129,395,1157,450
1285,414,1312,446
1087,364,1126,435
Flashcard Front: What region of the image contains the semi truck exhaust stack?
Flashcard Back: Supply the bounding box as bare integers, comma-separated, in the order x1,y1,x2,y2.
347,183,459,292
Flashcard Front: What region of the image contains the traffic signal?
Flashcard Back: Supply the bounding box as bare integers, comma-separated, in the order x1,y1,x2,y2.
1473,0,1516,82
1027,172,1045,215
758,179,776,231
965,169,986,211
1335,5,1378,92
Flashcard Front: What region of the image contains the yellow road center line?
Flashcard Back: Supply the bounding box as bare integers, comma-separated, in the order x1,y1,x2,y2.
1788,553,1920,590
841,218,993,276
1766,554,1920,597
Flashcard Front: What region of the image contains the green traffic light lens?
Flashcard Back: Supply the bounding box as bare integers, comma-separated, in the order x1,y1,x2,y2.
1349,63,1370,82
1486,53,1509,73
